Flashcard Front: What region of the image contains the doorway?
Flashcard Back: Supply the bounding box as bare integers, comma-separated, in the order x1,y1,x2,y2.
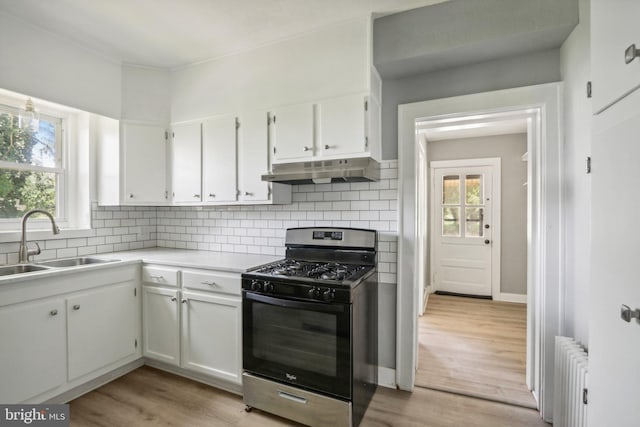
396,83,563,422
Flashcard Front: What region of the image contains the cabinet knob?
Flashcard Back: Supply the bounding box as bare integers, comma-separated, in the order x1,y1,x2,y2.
303,146,310,151
625,44,640,64
73,304,80,311
324,144,331,150
129,194,134,198
170,297,177,302
50,309,58,316
194,194,200,198
150,275,164,280
181,299,187,304
209,193,215,198
244,191,252,196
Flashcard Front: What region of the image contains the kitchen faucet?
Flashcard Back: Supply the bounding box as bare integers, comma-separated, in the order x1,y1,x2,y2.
19,209,60,263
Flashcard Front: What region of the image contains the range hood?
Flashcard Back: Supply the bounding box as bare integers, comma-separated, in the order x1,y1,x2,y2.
261,157,380,185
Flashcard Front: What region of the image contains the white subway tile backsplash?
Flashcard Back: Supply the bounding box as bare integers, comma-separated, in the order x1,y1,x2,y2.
0,162,398,284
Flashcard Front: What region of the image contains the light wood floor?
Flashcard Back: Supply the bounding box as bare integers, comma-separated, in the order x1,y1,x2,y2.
69,366,549,426
416,294,537,409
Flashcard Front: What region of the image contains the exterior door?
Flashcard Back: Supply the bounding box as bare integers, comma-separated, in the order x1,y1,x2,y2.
431,162,497,296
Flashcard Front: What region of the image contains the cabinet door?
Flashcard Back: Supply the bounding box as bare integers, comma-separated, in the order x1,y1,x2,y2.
121,122,167,204
172,122,202,203
319,94,367,157
67,282,138,381
142,286,180,365
181,291,242,385
588,98,640,427
238,110,270,201
272,102,315,162
0,298,66,403
592,0,640,113
202,115,238,203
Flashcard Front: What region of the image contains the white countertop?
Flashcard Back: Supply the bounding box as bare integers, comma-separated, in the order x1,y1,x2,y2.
105,248,281,273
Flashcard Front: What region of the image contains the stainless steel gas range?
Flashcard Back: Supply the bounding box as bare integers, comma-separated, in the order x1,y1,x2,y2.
242,227,378,427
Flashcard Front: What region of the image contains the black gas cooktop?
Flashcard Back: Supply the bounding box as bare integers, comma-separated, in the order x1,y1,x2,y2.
250,259,370,282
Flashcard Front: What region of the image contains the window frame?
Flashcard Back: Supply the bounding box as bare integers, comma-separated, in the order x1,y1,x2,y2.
0,89,92,239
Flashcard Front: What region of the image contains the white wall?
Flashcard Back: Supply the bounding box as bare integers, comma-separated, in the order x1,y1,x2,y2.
427,134,528,295
170,17,370,122
560,0,591,346
122,65,170,124
0,12,122,118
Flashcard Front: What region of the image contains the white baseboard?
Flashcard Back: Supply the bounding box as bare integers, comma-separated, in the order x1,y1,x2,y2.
495,292,527,304
378,367,396,389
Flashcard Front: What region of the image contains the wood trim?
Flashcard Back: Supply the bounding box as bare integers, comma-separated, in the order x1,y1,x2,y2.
495,292,527,304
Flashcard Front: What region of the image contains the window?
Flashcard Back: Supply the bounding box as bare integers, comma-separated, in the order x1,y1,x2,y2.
0,104,64,222
441,173,485,238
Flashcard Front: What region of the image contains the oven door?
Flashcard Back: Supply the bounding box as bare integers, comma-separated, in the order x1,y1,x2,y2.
243,291,351,400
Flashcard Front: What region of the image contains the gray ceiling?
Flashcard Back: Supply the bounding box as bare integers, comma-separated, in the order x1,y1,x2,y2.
373,0,579,79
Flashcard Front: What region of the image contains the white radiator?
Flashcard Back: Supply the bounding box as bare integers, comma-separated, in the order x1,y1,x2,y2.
553,336,588,427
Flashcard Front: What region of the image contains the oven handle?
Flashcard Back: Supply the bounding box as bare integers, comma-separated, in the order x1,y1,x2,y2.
244,292,347,313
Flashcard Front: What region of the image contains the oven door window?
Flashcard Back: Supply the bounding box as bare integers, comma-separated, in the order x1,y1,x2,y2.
243,293,351,399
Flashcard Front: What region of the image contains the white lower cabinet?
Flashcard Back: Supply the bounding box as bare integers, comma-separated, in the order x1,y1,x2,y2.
0,297,66,403
0,264,141,403
181,290,242,384
67,281,139,381
142,266,243,386
142,285,180,365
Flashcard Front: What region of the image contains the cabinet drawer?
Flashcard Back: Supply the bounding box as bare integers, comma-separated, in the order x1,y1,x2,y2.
142,266,179,287
182,269,241,296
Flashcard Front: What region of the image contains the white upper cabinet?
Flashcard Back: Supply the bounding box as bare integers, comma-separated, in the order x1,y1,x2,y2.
171,122,202,203
319,94,368,157
121,122,168,204
272,103,315,162
97,118,169,206
238,110,271,201
202,115,238,203
271,93,380,164
591,0,640,113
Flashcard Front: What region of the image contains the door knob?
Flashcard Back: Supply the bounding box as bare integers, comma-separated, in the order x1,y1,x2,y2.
484,224,490,229
484,239,491,245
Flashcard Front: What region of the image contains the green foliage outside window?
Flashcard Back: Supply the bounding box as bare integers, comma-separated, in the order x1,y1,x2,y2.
0,112,57,218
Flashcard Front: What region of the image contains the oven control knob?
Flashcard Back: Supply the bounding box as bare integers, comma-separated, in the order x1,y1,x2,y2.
322,289,335,302
308,287,320,299
251,280,263,292
264,282,274,293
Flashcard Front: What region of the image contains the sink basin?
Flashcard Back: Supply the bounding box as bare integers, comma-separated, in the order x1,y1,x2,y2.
0,264,51,276
37,257,119,268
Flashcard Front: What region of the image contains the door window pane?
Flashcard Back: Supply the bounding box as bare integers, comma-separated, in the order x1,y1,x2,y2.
465,207,484,237
442,207,460,236
442,175,460,205
465,174,483,205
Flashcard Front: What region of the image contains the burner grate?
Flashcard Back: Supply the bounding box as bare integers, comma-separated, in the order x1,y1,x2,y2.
255,260,367,282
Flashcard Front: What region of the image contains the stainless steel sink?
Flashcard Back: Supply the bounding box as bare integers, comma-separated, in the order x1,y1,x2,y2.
0,264,51,276
37,257,119,268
